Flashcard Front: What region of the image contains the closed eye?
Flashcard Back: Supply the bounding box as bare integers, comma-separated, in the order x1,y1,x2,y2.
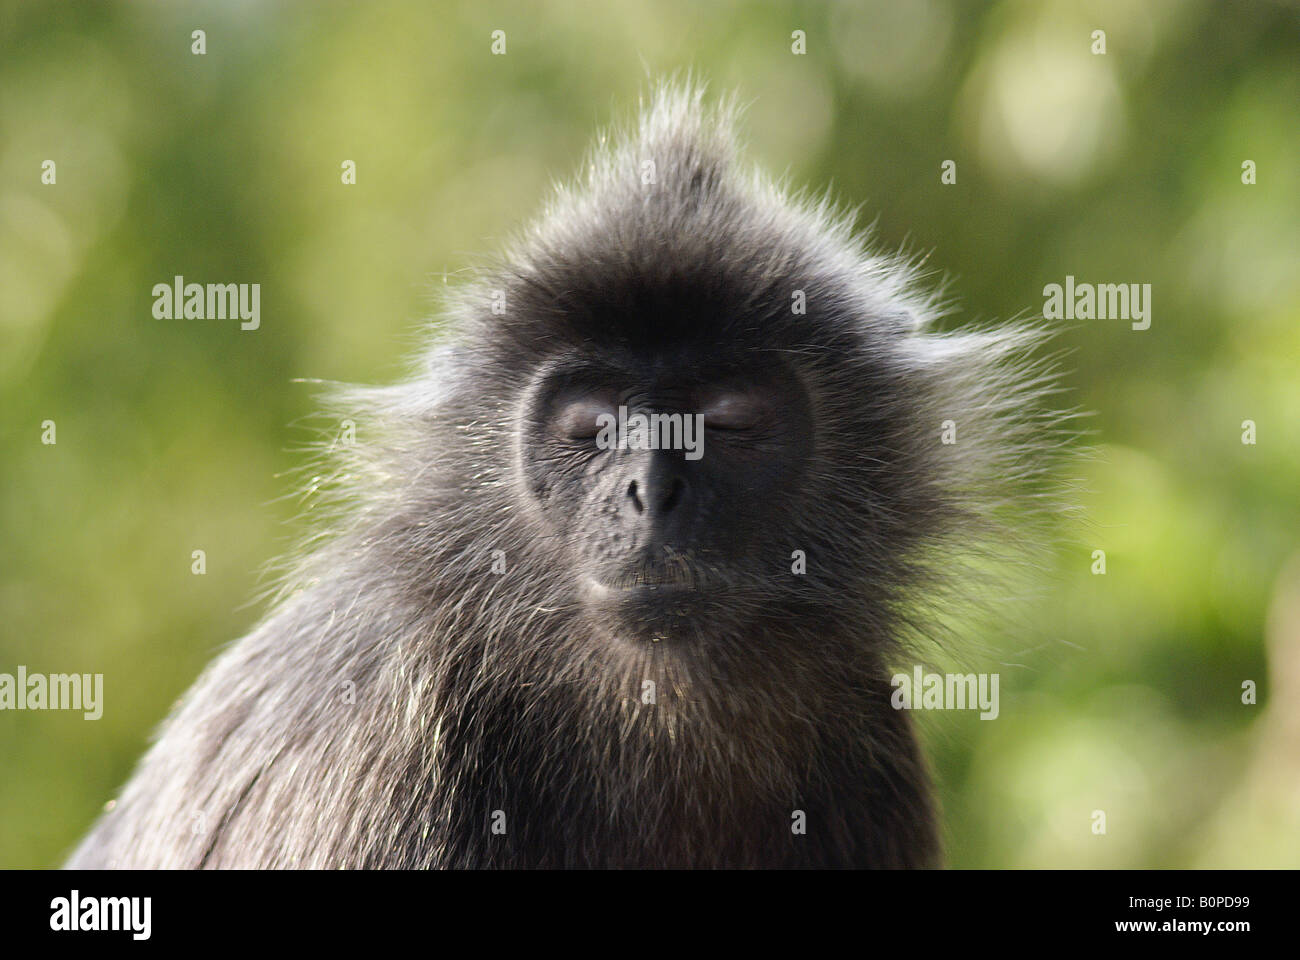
700,391,766,431
552,395,616,440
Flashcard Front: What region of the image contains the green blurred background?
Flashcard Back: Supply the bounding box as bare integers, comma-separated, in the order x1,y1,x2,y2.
2,0,1297,868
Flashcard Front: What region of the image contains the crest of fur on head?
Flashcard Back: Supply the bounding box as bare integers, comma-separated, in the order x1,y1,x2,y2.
68,80,1074,869
324,79,1073,660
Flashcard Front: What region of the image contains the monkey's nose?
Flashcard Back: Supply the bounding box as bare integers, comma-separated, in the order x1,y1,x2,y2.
627,476,687,516
626,457,696,522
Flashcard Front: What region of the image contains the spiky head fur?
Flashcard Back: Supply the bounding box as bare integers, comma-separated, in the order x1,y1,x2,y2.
68,82,1069,869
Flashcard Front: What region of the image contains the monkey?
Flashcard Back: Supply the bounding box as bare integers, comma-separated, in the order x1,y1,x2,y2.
67,82,1068,869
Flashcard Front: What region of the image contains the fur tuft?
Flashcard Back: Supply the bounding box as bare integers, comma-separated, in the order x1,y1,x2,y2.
68,81,1073,869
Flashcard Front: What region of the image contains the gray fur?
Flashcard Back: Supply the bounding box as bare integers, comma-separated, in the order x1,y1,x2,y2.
68,82,1070,869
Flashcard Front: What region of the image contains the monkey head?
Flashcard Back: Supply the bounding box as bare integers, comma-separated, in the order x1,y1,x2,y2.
439,87,987,660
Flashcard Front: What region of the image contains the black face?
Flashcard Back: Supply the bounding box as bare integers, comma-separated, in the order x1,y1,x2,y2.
517,349,815,643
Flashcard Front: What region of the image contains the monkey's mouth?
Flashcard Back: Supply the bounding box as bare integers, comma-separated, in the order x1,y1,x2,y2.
581,574,703,644
610,570,696,590
582,557,704,607
586,573,697,598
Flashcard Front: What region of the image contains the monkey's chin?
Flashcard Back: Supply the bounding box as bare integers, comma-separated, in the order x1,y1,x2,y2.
581,576,705,646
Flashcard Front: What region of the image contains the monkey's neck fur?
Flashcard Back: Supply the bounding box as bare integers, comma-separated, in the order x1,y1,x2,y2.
70,535,938,868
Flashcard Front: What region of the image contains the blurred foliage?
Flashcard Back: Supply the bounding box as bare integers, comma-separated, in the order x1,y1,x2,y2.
2,0,1297,868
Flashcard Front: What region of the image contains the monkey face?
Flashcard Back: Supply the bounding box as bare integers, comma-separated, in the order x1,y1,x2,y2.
461,91,958,657
515,348,816,645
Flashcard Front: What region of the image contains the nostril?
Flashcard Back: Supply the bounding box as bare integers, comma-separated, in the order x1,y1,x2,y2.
627,480,644,513
659,477,684,514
